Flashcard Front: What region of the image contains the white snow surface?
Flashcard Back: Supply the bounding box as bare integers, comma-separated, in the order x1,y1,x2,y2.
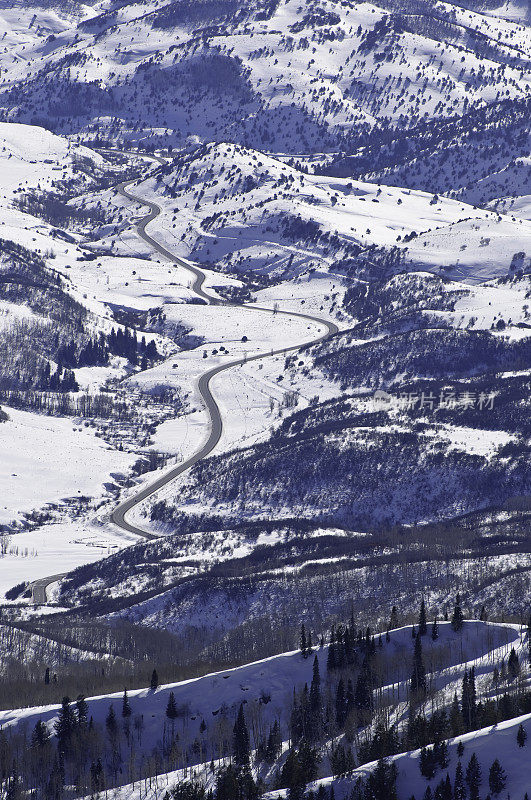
0,407,134,525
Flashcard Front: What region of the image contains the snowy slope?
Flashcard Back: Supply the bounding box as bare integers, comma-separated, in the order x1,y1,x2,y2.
121,142,530,284
0,621,527,798
0,621,523,745
265,714,531,799
0,518,133,599
0,0,529,151
52,711,531,800
0,406,135,526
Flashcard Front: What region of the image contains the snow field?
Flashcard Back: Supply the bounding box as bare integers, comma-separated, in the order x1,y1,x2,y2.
0,517,137,600
0,407,135,527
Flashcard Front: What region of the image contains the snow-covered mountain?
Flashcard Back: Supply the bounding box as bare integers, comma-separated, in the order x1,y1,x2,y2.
0,0,529,797
1,0,530,151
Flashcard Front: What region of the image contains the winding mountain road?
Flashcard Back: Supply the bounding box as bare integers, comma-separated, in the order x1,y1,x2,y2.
111,161,338,537
31,153,338,601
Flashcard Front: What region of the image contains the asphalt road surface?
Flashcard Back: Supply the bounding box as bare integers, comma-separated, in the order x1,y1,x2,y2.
31,573,68,605
30,153,338,601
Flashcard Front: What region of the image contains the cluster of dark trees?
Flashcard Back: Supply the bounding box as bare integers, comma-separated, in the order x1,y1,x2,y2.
151,0,241,29
55,329,159,370
326,94,531,197
19,363,79,394
342,272,462,320
0,235,161,421
295,600,531,775
0,388,129,419
315,327,531,390
0,694,132,800
151,379,529,530
0,259,85,331
15,190,106,229
411,748,511,800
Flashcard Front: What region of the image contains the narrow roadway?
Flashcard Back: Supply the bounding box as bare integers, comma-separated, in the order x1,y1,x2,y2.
111,161,338,536
30,154,338,600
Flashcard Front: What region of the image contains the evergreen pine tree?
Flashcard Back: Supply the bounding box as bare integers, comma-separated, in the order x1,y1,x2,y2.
309,656,321,711
461,668,477,731
516,722,527,747
345,625,356,665
31,720,50,749
335,678,346,730
449,693,462,736
431,617,439,641
438,740,449,769
488,759,506,795
265,720,282,761
106,704,118,741
233,704,250,768
411,633,426,695
90,759,105,794
166,691,178,720
367,758,398,800
44,667,50,685
216,765,240,800
284,750,305,800
451,594,464,632
307,656,322,742
300,624,308,658
290,689,302,745
433,778,446,800
453,761,466,800
327,627,337,672
55,696,76,756
150,669,159,691
465,753,481,800
122,689,131,718
500,660,507,681
354,657,374,721
48,755,65,800
507,647,520,679
418,598,427,636
389,606,399,629
297,740,320,784
419,746,436,779
76,694,88,727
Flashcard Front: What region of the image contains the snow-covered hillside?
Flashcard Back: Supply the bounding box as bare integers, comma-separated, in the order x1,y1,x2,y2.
0,406,134,525
0,1,528,797
0,620,528,799
0,0,529,152
266,713,531,799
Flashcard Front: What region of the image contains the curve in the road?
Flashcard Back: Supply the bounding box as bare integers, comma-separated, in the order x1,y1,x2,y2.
111,160,338,537
31,573,68,605
30,154,338,601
